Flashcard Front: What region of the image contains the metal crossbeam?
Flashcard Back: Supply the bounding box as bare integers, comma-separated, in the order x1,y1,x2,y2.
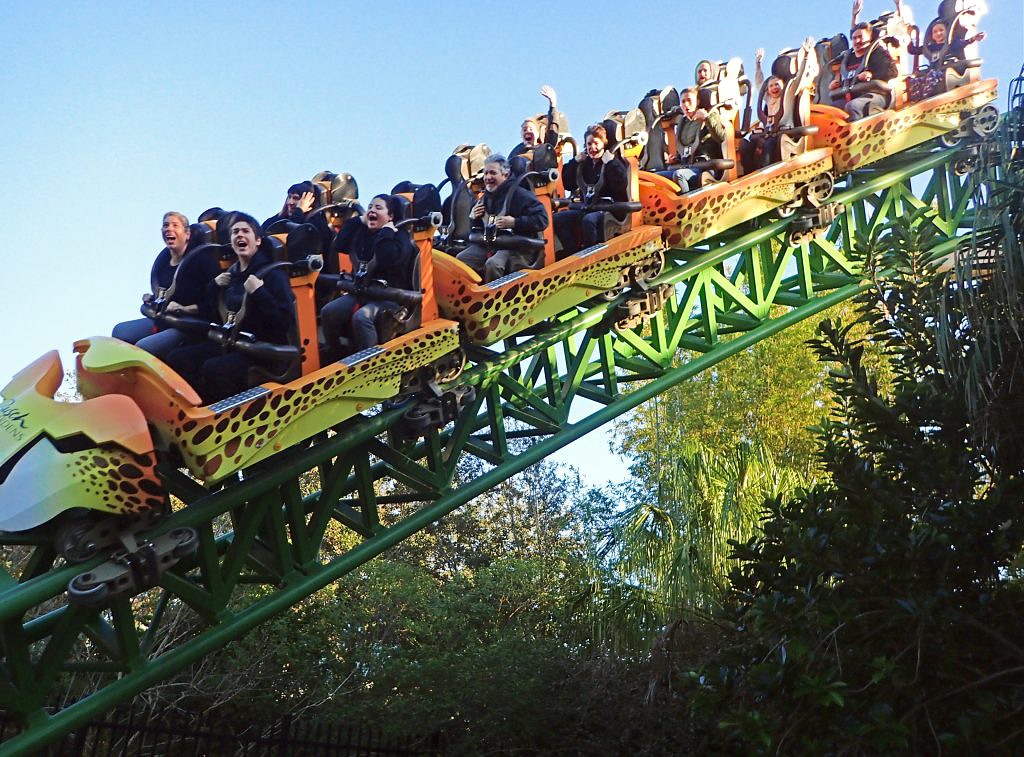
0,144,988,756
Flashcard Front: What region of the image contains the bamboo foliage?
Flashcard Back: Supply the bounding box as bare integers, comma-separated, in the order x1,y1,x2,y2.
581,440,806,651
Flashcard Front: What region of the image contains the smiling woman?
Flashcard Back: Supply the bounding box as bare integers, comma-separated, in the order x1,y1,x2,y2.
111,211,222,360
320,193,417,357
164,213,296,403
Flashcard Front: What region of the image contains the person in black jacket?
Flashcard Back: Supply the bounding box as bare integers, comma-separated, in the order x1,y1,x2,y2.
829,22,899,120
320,194,416,356
262,181,318,230
262,179,334,253
112,211,220,359
554,123,630,257
165,213,295,403
455,154,549,282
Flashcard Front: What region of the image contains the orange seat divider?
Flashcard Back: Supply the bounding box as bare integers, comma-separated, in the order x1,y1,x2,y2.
411,227,439,323
290,273,320,374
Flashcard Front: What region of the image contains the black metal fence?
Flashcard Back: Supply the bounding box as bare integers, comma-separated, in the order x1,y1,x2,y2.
0,705,446,756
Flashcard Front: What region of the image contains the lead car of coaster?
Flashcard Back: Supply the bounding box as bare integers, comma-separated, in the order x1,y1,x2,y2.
0,211,462,605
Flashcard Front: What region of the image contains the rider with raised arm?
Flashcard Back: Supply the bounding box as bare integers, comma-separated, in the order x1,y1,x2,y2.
164,213,295,403
319,194,416,357
455,154,549,282
554,123,630,256
510,85,560,161
262,181,318,231
262,179,334,253
908,17,986,68
739,70,784,173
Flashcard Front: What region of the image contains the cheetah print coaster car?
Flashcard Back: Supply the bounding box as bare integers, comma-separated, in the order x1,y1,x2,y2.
639,150,835,250
810,79,999,175
74,322,460,485
433,226,666,345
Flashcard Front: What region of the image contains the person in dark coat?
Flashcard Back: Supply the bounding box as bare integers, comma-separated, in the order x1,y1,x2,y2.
320,194,417,356
829,22,899,120
554,123,630,257
455,154,549,282
262,180,334,253
112,211,220,359
165,213,295,403
262,181,318,230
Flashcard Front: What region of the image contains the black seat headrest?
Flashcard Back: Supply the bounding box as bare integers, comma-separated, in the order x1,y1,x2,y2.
392,195,411,223
773,52,799,81
312,172,334,204
328,172,358,204
532,143,558,172
264,218,300,235
662,87,681,112
391,180,419,194
198,207,226,224
622,108,646,138
264,220,322,264
639,92,659,118
263,235,287,262
602,118,623,149
467,144,492,176
411,184,442,217
863,13,895,40
286,222,323,260
510,155,530,177
444,153,467,185
187,223,213,249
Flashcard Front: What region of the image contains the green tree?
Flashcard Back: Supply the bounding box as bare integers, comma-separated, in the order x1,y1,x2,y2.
616,303,857,478
576,441,804,654
142,453,608,751
382,445,589,579
687,191,1024,752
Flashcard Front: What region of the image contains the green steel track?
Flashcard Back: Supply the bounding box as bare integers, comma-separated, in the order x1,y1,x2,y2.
0,139,992,754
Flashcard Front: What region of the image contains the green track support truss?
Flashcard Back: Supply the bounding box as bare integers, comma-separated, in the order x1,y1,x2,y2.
0,141,992,755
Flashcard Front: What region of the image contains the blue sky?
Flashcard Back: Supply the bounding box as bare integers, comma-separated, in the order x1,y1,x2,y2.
1,1,1020,486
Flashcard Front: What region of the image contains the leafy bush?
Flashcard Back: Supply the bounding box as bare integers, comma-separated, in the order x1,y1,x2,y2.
688,200,1024,752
